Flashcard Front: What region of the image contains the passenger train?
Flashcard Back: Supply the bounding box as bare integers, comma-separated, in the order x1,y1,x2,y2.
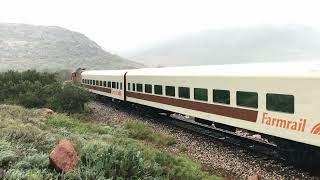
74,62,320,165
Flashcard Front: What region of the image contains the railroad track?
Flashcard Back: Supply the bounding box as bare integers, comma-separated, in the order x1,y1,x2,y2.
98,97,318,177
103,98,283,158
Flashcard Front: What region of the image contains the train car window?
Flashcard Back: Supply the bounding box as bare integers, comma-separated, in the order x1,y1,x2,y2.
100,81,103,86
266,93,294,113
165,86,175,97
120,83,123,90
179,87,190,99
154,85,163,95
128,83,131,91
117,82,119,89
108,81,111,88
137,83,143,92
145,84,152,93
194,88,208,101
112,82,116,88
213,89,230,104
133,83,136,91
93,80,96,85
90,80,92,85
236,91,258,108
103,81,107,87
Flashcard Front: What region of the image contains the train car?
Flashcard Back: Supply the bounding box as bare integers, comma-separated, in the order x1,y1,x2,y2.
125,62,320,149
81,70,127,100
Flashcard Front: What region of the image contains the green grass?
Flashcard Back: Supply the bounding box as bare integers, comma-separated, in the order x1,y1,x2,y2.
0,104,222,180
125,121,176,146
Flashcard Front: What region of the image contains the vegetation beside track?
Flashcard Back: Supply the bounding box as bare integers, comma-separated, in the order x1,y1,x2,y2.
125,121,177,146
0,70,91,114
0,105,221,179
0,70,221,179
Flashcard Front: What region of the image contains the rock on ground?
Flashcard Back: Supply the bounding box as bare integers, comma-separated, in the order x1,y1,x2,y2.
49,139,79,173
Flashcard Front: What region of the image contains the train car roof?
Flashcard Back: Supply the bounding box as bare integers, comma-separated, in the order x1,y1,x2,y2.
127,61,320,77
81,70,128,76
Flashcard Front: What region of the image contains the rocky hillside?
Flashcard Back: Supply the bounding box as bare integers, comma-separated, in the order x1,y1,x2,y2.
127,25,320,67
0,23,143,71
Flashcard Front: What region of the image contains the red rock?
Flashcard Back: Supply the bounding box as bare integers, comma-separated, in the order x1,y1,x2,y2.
49,139,79,173
247,174,262,180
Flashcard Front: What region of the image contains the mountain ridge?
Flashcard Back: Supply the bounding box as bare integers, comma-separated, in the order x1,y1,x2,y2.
0,23,144,71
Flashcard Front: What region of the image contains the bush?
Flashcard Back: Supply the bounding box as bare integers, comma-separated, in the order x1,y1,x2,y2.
49,83,91,113
0,70,91,113
0,140,18,167
71,144,155,179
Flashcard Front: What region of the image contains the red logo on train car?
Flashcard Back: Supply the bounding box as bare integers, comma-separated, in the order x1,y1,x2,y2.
261,112,307,133
310,123,320,135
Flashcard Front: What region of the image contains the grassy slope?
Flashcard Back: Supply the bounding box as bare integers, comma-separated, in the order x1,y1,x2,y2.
0,105,222,180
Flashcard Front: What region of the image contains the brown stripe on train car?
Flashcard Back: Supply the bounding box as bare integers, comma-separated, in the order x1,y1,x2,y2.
127,91,258,122
85,85,111,93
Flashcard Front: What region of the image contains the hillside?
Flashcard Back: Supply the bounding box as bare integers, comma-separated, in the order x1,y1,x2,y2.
0,23,143,71
127,25,320,67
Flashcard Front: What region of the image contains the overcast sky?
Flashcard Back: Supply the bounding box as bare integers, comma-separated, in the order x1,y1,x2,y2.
1,0,320,54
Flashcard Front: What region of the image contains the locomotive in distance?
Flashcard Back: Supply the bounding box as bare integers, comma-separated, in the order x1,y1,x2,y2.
72,62,320,162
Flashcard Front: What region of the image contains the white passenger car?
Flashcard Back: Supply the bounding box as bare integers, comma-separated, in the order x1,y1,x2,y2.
125,63,320,148
79,62,320,149
81,70,127,100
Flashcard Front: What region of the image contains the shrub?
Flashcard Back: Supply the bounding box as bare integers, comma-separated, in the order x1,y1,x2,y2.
12,153,49,170
49,83,91,113
0,140,18,167
0,70,91,114
5,168,55,180
69,143,163,179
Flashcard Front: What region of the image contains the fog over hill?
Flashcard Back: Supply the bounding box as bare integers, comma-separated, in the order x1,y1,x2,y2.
126,25,320,67
0,23,143,71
